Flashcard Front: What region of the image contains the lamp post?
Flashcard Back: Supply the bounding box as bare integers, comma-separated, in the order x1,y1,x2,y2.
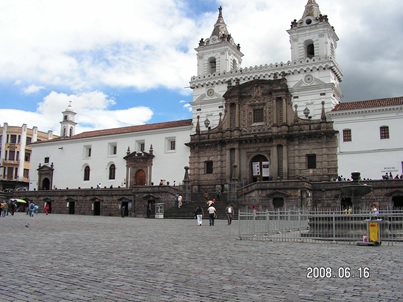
303,106,311,119
204,117,211,138
204,117,210,129
303,106,312,130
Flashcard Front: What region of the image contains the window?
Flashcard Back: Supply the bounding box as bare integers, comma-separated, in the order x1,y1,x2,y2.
380,126,389,139
205,161,213,174
84,166,90,181
208,57,216,73
26,137,32,145
306,42,314,58
25,152,31,162
307,154,316,169
136,140,145,152
108,143,117,156
8,150,15,161
166,137,176,152
9,134,17,143
253,108,264,123
84,145,92,158
109,164,116,180
44,157,50,164
343,129,352,142
170,140,176,151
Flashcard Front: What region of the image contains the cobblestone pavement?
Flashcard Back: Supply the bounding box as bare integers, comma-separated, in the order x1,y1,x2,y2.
0,213,402,302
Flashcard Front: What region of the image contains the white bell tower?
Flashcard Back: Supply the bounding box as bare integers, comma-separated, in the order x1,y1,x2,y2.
60,101,77,138
190,6,243,132
286,0,343,117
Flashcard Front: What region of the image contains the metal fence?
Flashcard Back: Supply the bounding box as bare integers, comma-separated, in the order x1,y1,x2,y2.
237,209,403,245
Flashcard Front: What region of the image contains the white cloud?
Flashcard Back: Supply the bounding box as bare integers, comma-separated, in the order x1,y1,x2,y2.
23,85,46,95
0,0,402,132
0,91,153,134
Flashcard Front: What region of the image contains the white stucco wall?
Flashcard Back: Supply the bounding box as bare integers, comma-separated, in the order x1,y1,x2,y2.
329,107,403,180
29,125,191,190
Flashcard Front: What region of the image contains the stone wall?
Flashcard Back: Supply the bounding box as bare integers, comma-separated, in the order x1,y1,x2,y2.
7,186,181,217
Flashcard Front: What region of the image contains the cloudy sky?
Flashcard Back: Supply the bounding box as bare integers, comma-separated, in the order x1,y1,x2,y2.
1,0,402,135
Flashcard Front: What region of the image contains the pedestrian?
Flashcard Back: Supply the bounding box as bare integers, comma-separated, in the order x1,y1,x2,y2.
10,202,16,216
178,194,183,208
216,188,221,202
371,205,379,218
121,205,126,218
45,203,50,215
174,194,179,208
0,201,7,217
225,204,234,225
194,206,204,226
29,202,35,217
207,204,217,226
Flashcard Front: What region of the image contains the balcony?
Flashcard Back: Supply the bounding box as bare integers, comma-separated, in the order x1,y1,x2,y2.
2,159,20,166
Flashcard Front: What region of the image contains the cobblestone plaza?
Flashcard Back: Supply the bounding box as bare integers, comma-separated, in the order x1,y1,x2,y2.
1,213,402,301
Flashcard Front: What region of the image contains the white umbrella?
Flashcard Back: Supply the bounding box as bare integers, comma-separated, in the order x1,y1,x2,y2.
10,199,27,203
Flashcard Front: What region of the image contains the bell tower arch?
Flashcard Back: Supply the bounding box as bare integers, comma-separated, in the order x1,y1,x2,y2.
60,101,77,138
190,6,244,133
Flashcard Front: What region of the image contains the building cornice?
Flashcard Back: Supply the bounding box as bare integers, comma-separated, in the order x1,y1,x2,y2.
190,56,342,88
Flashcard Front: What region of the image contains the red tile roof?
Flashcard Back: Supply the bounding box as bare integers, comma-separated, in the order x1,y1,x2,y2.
53,119,192,142
332,96,403,111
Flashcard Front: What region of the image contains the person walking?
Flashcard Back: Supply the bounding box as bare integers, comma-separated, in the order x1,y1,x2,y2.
45,203,50,215
225,204,234,225
207,204,217,226
121,205,126,218
177,194,183,208
29,202,35,217
194,206,204,226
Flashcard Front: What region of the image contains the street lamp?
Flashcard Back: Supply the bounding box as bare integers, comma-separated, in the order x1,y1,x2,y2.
204,117,210,129
303,106,311,119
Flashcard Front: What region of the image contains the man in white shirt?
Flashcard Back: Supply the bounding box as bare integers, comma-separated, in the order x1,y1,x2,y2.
225,204,234,225
207,205,217,226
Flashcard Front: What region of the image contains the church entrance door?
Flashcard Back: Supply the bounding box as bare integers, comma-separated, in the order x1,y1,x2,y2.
250,155,270,182
135,169,146,185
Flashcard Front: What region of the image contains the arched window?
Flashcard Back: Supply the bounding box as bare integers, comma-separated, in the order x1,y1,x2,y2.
232,59,238,70
63,127,67,137
208,57,216,74
84,166,90,181
306,40,314,58
109,164,116,180
69,127,73,137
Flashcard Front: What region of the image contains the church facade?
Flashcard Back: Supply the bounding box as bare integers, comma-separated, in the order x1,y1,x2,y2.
15,0,402,215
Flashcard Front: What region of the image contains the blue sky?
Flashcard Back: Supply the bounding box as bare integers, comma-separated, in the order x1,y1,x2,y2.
1,0,403,135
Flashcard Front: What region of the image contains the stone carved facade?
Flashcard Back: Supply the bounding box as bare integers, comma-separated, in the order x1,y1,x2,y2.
187,79,338,192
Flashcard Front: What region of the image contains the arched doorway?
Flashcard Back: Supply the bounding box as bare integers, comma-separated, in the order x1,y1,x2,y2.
42,178,50,190
135,169,146,185
94,202,101,216
250,155,270,182
392,196,403,210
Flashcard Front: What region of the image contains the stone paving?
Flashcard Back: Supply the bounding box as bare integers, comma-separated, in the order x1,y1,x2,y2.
0,213,402,302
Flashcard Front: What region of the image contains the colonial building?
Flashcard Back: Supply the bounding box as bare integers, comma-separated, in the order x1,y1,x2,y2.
11,0,402,216
29,104,192,191
0,123,56,191
328,97,403,180
187,78,338,192
190,2,342,133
